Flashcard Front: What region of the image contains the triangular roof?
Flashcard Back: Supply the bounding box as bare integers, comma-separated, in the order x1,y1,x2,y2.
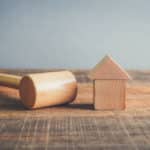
89,55,131,80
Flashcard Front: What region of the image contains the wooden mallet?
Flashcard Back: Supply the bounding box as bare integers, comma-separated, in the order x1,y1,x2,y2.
0,71,77,109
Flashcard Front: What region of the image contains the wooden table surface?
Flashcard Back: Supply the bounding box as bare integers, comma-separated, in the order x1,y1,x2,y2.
0,70,150,150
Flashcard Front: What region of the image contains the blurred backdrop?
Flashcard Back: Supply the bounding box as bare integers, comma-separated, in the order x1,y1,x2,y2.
0,0,150,69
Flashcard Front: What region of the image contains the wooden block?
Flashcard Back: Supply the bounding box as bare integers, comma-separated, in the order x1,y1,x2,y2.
19,71,77,109
89,55,131,80
94,80,126,110
89,55,131,110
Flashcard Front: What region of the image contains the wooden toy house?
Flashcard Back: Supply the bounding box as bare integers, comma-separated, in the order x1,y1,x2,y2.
89,55,131,110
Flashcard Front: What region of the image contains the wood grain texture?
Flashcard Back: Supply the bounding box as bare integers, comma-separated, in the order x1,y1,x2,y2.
89,55,131,80
0,70,150,150
94,80,126,110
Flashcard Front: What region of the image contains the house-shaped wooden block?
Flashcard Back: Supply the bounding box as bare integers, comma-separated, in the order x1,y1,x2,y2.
89,55,131,110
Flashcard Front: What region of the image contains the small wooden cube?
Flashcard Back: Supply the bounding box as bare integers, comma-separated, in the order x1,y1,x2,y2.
94,80,126,110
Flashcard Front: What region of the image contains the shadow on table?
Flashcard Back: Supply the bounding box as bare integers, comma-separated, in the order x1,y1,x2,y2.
66,103,94,110
0,95,94,111
0,96,26,110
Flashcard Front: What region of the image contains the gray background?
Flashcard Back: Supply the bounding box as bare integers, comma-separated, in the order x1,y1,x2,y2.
0,0,150,69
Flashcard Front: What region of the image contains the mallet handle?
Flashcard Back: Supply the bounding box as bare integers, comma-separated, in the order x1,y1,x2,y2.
0,73,21,89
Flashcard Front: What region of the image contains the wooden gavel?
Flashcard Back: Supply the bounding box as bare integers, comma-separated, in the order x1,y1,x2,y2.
0,71,77,109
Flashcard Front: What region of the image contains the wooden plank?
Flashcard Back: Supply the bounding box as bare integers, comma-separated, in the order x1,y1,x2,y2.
0,116,150,149
0,70,150,149
94,80,126,110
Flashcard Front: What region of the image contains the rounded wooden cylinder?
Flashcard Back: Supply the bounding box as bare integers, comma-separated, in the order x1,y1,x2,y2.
19,71,77,109
0,73,21,89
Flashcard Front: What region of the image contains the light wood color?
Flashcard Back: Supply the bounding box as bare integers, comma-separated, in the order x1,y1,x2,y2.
0,73,21,88
89,55,131,80
89,55,131,110
19,71,77,109
0,71,77,109
94,80,126,110
1,70,150,150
